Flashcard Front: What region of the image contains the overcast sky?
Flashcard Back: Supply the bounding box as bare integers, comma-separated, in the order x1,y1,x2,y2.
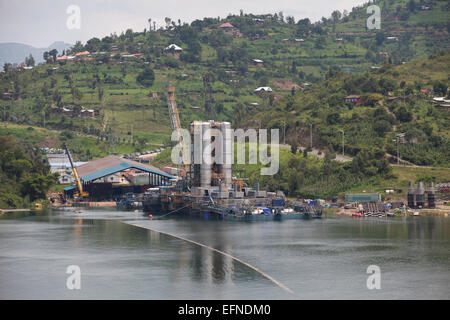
0,0,367,48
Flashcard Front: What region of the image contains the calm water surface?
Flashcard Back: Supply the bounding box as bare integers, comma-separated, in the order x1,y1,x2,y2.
0,208,448,299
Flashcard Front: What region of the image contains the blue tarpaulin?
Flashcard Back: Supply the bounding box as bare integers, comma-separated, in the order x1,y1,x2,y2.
259,207,271,215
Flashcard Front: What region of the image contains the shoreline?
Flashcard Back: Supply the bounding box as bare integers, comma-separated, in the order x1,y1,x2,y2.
324,207,450,217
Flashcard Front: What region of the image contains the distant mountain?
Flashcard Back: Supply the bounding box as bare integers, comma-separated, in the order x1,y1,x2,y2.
0,41,73,66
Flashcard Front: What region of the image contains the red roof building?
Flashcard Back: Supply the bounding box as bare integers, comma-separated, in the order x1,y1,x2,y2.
219,22,234,29
344,95,361,104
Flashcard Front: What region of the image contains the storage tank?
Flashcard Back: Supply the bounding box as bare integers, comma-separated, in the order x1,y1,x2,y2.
221,121,232,188
200,122,212,187
426,182,435,208
407,181,415,208
415,182,425,208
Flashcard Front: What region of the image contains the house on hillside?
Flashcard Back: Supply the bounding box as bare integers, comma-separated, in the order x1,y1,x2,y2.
386,36,398,41
164,44,183,59
80,107,98,118
75,51,90,59
433,97,450,104
253,18,264,25
2,92,13,100
219,22,242,37
420,89,431,94
294,38,305,44
56,55,76,63
254,87,273,96
344,95,361,104
252,59,264,66
300,82,312,89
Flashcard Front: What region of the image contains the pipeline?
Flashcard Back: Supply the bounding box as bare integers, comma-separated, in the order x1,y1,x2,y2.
122,221,295,295
151,204,191,219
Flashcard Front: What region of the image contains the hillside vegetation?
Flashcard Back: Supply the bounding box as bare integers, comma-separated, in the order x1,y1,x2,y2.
0,135,57,208
0,0,448,200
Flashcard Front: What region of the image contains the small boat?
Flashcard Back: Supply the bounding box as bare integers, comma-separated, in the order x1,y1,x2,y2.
386,212,396,217
116,193,143,210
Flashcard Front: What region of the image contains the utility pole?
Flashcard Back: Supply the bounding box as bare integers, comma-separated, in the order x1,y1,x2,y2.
308,123,313,148
394,133,404,165
43,110,45,128
396,138,399,165
339,129,345,156
282,120,286,145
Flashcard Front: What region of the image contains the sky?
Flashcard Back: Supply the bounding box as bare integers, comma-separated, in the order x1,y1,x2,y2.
0,0,368,48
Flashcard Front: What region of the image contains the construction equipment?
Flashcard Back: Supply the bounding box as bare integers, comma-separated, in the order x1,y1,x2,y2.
63,143,89,198
166,82,190,177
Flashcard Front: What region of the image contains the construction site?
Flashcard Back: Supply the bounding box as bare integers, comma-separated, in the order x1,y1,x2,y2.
55,82,449,220
51,82,318,220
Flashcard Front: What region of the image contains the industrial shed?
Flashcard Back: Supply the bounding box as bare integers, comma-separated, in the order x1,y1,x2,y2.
64,155,176,200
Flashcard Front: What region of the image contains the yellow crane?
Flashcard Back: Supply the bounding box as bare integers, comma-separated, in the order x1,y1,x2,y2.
63,143,89,198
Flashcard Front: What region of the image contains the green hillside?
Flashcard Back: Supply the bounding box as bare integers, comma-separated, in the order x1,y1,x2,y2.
0,0,448,201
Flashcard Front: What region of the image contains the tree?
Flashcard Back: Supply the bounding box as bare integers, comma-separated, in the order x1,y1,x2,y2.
326,112,340,125
408,0,417,12
136,67,155,87
165,17,172,29
395,106,412,122
3,63,12,73
43,51,49,62
296,18,310,37
373,120,391,137
375,31,385,46
71,40,84,53
291,61,297,74
433,81,447,96
72,87,83,102
25,54,35,67
48,49,58,63
97,84,104,102
53,89,62,106
20,173,57,201
331,10,342,32
291,141,298,154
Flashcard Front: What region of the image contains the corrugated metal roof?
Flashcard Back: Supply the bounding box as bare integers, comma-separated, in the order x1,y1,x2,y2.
76,155,175,182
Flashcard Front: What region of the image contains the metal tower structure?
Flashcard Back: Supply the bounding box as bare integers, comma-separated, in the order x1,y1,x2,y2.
166,82,189,176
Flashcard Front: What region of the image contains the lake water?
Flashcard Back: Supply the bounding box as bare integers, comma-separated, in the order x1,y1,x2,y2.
0,208,449,299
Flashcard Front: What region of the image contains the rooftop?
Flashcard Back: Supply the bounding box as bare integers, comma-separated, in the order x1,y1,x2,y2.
219,22,234,28
76,155,175,182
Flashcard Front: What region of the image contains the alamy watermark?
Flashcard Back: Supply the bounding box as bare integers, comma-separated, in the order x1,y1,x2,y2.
66,5,81,30
366,265,381,290
66,265,81,290
367,5,381,30
171,128,280,176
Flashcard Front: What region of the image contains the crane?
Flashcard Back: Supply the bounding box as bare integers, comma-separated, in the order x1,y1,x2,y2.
165,82,190,177
63,143,89,198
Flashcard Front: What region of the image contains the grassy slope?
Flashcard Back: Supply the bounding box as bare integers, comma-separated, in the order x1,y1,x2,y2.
0,0,448,162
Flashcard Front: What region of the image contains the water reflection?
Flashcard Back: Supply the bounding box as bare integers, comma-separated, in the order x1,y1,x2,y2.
0,209,449,299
